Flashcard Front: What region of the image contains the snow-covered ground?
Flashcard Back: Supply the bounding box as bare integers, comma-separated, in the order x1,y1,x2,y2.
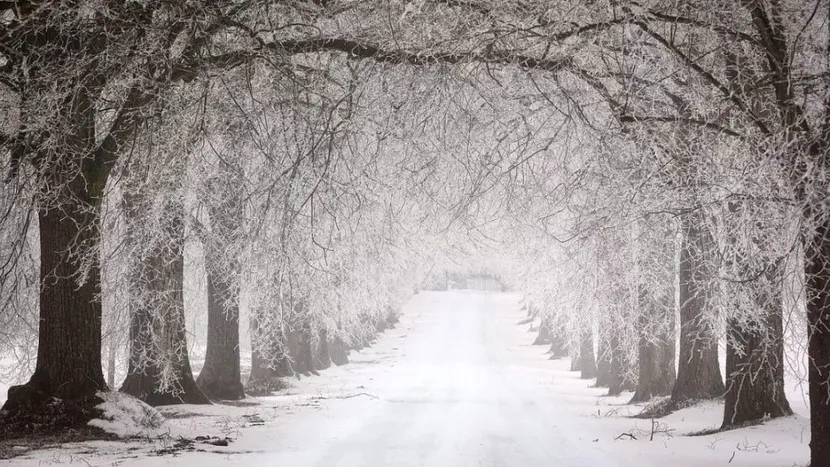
1,291,810,466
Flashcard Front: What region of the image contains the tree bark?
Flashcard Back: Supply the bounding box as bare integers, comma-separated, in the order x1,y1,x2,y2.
549,331,568,359
579,329,597,379
570,349,580,371
533,318,551,345
630,299,676,403
722,259,792,427
314,329,332,371
630,280,676,403
120,195,209,406
2,189,108,425
806,217,830,465
329,335,350,366
608,332,636,396
196,272,245,400
291,326,317,376
386,307,400,328
595,333,612,387
246,316,287,395
107,338,117,390
195,179,245,401
672,211,725,403
629,216,676,404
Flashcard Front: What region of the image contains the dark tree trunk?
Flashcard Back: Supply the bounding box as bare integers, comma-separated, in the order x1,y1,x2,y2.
806,217,830,466
630,286,676,403
272,325,316,377
548,331,568,359
249,346,281,382
2,190,107,426
672,211,725,403
1,26,118,433
533,318,551,345
595,334,612,387
630,216,676,404
313,329,332,371
608,333,636,396
330,335,350,366
292,327,317,376
246,317,286,395
722,264,792,427
579,329,597,379
630,307,676,403
195,176,245,400
196,273,244,400
120,196,208,406
107,339,117,390
570,350,580,371
270,328,301,377
386,307,399,328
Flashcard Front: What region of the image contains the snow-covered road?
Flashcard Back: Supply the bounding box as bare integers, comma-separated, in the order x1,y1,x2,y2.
255,290,624,467
4,291,810,466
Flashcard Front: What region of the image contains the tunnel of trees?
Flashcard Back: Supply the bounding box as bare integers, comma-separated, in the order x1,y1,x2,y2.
0,1,828,465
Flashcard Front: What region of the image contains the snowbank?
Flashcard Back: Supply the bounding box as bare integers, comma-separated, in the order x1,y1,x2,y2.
87,391,168,438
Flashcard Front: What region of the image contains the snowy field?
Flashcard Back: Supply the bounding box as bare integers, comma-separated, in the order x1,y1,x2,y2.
1,291,810,466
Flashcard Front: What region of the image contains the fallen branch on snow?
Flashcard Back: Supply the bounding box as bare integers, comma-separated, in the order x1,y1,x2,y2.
310,392,379,401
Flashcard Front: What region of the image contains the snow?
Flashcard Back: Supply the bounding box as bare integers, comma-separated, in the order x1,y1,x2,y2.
1,291,810,466
87,391,167,438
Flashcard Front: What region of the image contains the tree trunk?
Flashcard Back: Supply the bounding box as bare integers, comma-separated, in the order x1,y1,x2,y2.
595,333,612,387
314,329,332,371
195,176,245,400
630,286,676,403
375,315,389,333
629,216,676,404
386,307,400,328
672,211,725,403
196,272,245,400
570,349,580,371
579,329,597,379
722,263,792,427
2,191,107,427
107,338,117,390
120,196,208,406
270,325,315,377
246,316,287,395
608,332,636,396
271,328,300,377
291,327,317,376
330,335,350,366
533,318,551,345
806,216,830,465
548,331,568,359
630,307,676,403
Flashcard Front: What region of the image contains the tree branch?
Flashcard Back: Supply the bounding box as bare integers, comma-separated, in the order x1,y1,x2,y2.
88,83,154,185
646,10,761,45
618,114,746,138
634,21,772,135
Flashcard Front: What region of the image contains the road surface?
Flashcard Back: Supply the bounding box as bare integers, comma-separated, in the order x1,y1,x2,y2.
209,291,628,467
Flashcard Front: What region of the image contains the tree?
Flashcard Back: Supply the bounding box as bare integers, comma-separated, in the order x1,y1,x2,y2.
194,172,246,401
672,211,725,403
579,329,597,379
0,0,227,424
713,198,795,427
630,217,676,403
119,177,209,406
595,334,612,388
